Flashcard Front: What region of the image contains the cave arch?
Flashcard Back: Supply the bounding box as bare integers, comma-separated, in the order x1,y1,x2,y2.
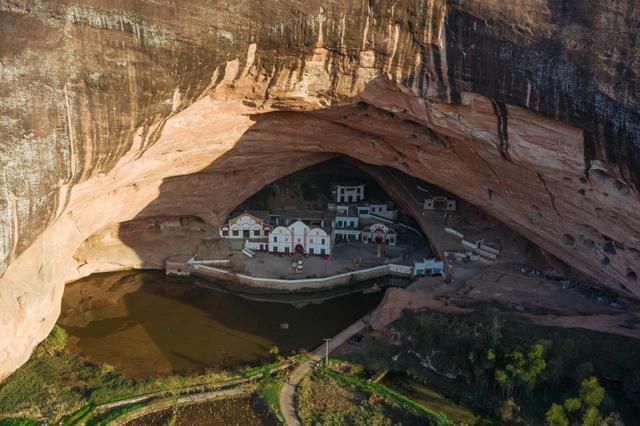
3,76,640,382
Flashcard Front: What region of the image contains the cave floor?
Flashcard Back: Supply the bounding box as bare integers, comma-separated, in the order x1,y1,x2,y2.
363,264,640,341
227,229,431,280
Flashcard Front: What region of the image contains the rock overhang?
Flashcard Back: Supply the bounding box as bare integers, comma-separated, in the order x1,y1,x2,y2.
0,0,639,380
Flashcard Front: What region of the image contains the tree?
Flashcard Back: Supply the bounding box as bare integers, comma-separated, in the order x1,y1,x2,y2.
546,376,610,426
580,377,605,408
563,398,582,413
495,369,514,398
582,406,601,426
545,403,569,426
495,344,546,398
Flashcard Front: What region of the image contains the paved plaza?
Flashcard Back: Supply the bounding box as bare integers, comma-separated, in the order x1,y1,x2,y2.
227,228,432,280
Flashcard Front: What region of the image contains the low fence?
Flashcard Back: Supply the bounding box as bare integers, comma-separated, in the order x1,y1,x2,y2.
191,263,413,291
188,259,230,266
389,264,413,275
444,227,464,239
460,240,498,261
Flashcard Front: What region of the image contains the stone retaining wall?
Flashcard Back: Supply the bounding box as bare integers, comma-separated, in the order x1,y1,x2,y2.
191,264,412,291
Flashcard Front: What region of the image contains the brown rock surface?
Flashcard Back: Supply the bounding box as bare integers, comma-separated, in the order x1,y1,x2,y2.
1,0,639,379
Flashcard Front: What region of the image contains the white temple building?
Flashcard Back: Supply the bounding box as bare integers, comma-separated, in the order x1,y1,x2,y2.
264,220,332,255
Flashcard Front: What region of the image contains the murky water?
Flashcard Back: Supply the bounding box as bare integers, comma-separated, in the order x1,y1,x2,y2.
124,395,278,426
58,270,385,378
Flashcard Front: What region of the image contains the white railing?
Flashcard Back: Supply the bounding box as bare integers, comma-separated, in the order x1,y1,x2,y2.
444,227,464,239
191,263,414,289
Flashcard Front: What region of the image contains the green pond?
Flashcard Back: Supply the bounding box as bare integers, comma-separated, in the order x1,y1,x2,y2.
58,270,386,378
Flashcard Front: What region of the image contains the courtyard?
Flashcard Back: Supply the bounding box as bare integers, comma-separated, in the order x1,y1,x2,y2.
226,228,432,280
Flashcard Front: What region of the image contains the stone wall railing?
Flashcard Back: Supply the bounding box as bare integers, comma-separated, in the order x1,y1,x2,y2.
191,263,413,291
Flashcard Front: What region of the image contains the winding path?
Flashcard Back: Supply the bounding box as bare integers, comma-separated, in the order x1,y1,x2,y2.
278,316,370,425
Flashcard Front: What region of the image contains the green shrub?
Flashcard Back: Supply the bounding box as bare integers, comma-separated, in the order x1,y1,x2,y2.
0,419,40,426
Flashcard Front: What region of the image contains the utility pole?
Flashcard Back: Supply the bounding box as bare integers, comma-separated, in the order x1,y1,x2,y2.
322,338,332,365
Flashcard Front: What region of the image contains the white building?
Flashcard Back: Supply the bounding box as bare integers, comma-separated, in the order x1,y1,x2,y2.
368,201,398,221
219,211,271,239
334,183,365,203
263,220,333,255
362,223,397,246
413,258,444,276
334,205,361,241
424,196,456,212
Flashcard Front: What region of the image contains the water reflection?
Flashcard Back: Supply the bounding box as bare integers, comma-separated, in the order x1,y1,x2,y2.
58,270,385,377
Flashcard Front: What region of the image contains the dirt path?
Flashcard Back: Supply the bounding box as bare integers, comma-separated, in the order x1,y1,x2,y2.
278,317,369,425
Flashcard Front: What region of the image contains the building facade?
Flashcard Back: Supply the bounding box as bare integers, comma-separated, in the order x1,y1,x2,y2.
424,196,456,212
362,223,397,246
219,212,272,239
334,183,366,203
368,202,398,220
413,258,444,276
265,220,332,255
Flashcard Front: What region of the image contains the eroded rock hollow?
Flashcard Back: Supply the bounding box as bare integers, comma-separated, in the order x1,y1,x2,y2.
1,0,639,379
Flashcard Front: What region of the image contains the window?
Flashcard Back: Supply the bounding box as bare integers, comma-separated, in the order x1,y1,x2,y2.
232,230,239,237
340,188,345,194
321,239,325,244
273,236,278,242
222,230,229,237
310,238,314,244
254,229,260,237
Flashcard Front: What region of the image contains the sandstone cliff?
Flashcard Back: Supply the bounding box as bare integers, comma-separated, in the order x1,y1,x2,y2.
0,0,639,379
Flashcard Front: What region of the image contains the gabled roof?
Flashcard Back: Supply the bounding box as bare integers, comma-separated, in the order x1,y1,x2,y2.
226,210,269,224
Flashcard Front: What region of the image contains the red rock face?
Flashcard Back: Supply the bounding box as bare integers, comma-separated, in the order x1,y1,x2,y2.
0,0,639,379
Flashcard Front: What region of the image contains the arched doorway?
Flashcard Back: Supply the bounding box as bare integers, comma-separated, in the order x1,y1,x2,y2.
295,244,304,254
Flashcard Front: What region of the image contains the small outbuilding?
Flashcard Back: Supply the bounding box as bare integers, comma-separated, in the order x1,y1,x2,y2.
424,196,456,212
413,258,444,277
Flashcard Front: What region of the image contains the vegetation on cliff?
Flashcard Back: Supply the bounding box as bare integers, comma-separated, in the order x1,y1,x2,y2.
340,309,640,424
